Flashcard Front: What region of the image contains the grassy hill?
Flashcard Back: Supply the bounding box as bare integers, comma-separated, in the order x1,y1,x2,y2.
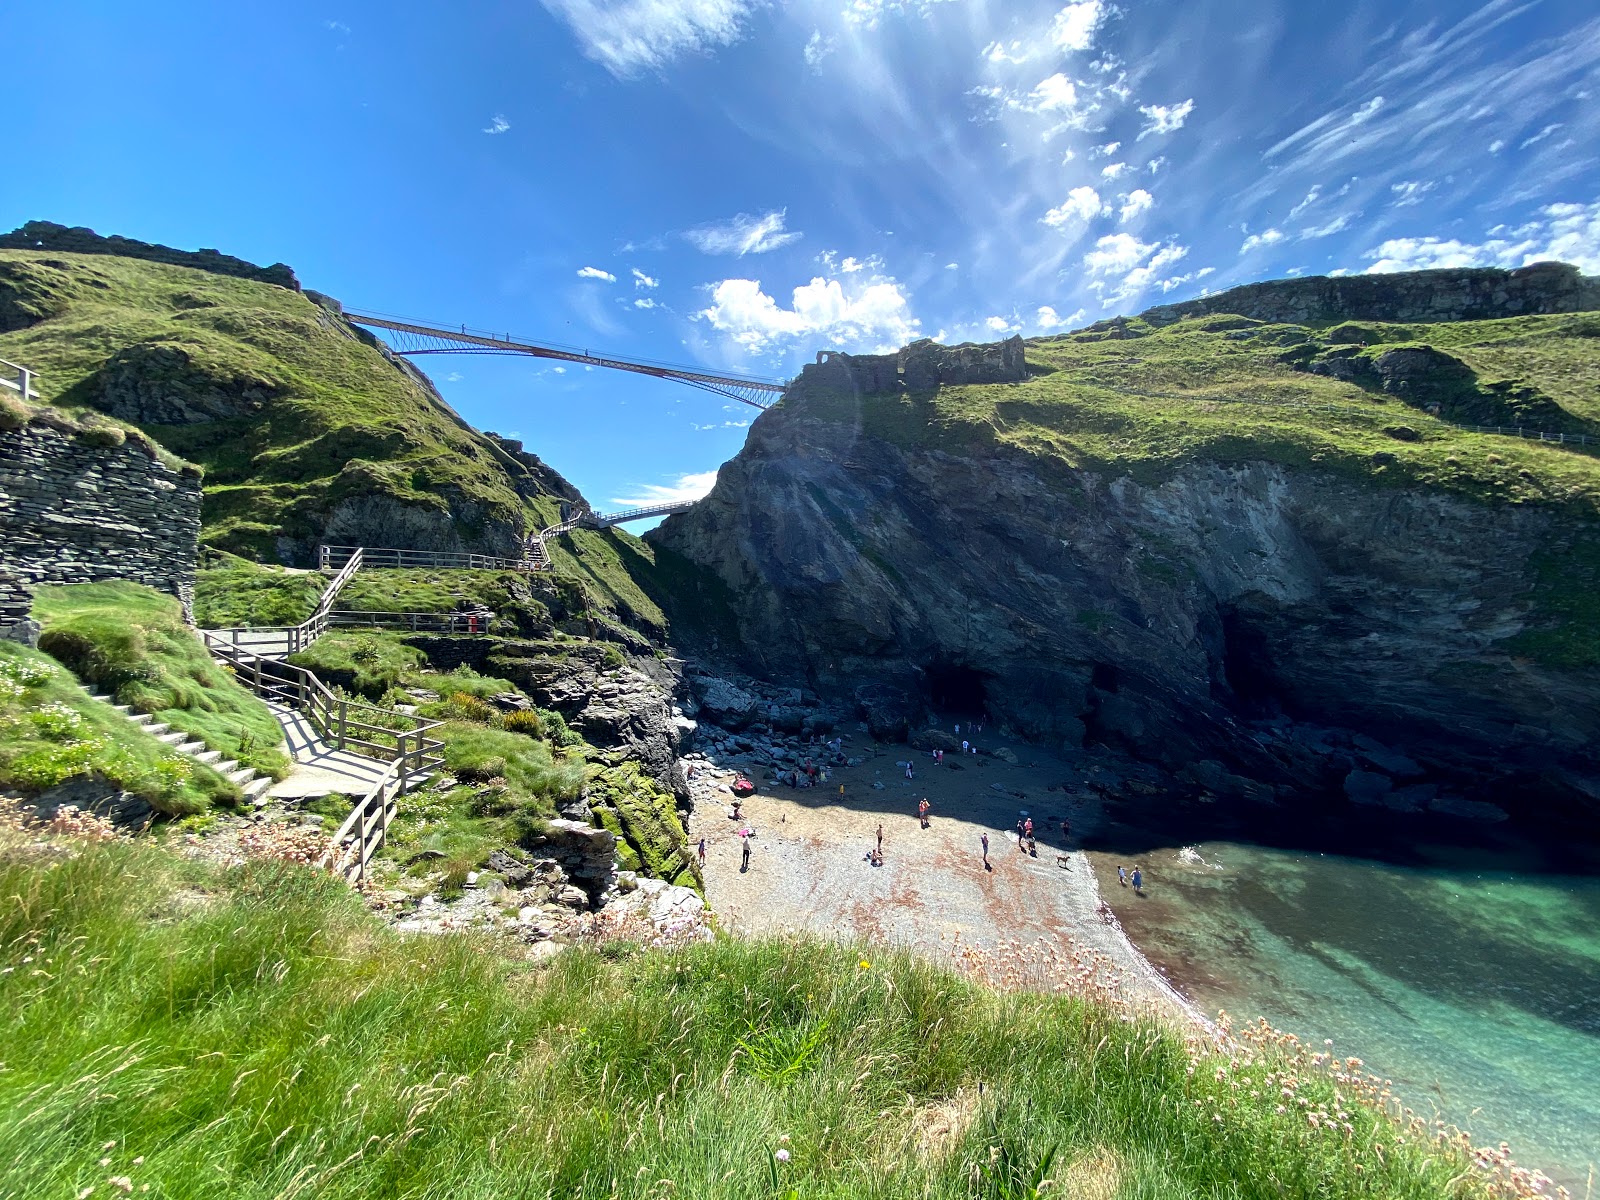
0,828,1547,1200
0,243,550,561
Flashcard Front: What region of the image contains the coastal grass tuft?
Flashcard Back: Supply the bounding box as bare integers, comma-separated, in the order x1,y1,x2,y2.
0,832,1539,1200
0,643,237,815
193,551,327,626
31,581,288,779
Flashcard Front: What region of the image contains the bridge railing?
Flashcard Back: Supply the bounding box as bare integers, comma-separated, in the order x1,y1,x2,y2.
0,359,41,401
318,545,528,571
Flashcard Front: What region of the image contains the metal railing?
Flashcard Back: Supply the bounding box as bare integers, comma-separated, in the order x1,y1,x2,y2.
318,545,529,571
0,359,40,401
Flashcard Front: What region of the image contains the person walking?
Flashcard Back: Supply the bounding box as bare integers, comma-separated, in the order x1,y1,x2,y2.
697,837,707,868
981,832,990,869
1015,818,1026,851
876,822,884,853
906,762,914,780
918,798,931,828
741,832,751,872
1131,866,1143,893
1118,865,1128,887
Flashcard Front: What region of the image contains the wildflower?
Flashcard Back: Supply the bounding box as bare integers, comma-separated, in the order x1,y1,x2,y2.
108,1180,133,1195
858,959,870,970
775,1149,790,1163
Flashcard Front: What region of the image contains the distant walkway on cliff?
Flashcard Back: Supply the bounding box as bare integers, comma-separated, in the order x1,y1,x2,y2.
344,309,788,411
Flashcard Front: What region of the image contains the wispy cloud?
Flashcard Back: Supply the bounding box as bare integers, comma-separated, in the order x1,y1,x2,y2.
538,0,757,77
1051,0,1108,52
1364,199,1600,274
1389,179,1435,207
1119,189,1153,223
631,267,659,288
1518,122,1563,150
1241,228,1285,253
610,470,719,508
1035,304,1085,331
1042,185,1105,228
576,266,617,282
483,114,511,134
804,29,834,68
685,210,803,256
634,297,658,309
1137,98,1194,139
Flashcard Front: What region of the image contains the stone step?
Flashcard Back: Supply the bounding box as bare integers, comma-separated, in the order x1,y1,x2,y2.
130,713,158,727
213,759,239,776
244,776,273,805
192,749,225,765
174,740,207,756
227,766,256,786
155,730,186,745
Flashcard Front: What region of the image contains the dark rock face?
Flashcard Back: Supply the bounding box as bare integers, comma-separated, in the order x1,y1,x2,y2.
1142,261,1598,328
0,259,75,332
799,334,1026,398
94,341,288,425
649,394,1600,823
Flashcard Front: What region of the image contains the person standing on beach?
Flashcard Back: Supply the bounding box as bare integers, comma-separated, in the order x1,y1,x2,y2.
1118,865,1128,887
876,822,884,853
1060,818,1070,843
741,832,751,871
697,837,707,868
918,798,931,828
981,832,990,868
1131,866,1143,893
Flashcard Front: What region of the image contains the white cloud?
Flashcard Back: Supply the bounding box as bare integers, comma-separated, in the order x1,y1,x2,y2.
1119,189,1153,222
1300,212,1355,239
611,470,719,508
1100,161,1129,180
632,267,660,288
984,315,1020,334
1389,180,1435,207
1083,234,1192,304
1028,73,1080,115
841,0,963,30
552,366,568,374
685,210,802,255
1051,0,1106,52
1519,123,1563,150
944,262,959,270
483,114,511,134
1146,156,1166,174
1240,228,1286,253
1289,186,1321,219
1093,140,1121,158
1083,232,1155,275
1137,98,1194,139
1364,200,1600,275
1489,139,1506,153
577,266,617,281
982,39,1030,65
839,256,867,273
1042,186,1105,228
697,271,920,353
1035,304,1084,330
803,29,834,68
538,0,756,78
326,20,351,34
634,297,658,308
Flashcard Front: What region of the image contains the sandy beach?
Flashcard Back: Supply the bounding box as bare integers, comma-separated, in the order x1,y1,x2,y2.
687,728,1207,1026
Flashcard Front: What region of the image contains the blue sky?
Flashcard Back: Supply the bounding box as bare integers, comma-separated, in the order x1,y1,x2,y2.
5,0,1598,513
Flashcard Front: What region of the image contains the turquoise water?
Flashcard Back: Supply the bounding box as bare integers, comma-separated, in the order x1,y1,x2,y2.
1094,836,1600,1193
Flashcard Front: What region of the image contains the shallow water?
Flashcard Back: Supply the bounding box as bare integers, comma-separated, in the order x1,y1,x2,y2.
1091,834,1600,1193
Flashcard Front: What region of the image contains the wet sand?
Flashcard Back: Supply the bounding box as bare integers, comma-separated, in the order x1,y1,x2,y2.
687,731,1204,1024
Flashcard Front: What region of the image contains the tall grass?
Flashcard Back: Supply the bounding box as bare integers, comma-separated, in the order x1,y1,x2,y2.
32,581,288,778
0,832,1537,1200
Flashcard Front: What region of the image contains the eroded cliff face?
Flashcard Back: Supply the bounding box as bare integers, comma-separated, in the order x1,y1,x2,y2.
650,388,1600,823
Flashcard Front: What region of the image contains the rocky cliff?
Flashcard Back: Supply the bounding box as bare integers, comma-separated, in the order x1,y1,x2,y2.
652,277,1600,826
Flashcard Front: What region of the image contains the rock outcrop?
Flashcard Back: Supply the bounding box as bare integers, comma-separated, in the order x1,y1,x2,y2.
650,373,1600,824
1141,261,1598,328
0,220,299,290
797,334,1027,397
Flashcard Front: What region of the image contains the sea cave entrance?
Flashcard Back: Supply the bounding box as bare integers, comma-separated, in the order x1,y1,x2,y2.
924,659,991,719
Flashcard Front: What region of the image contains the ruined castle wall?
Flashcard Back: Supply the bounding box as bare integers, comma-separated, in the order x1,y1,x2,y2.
1141,261,1599,328
0,420,202,640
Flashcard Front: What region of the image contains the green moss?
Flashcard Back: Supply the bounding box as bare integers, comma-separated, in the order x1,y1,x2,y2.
587,760,699,889
30,582,287,779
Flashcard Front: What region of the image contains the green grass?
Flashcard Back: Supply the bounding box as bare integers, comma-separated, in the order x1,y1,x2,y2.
286,631,429,700
31,581,289,779
788,313,1600,520
194,551,327,626
588,760,699,888
0,642,237,816
0,835,1524,1199
0,248,550,558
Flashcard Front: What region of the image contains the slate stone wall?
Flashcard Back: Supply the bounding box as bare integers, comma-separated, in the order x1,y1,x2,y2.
796,334,1027,397
0,420,202,638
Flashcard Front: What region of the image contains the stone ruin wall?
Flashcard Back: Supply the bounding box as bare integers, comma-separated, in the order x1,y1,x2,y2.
1140,261,1600,328
0,419,202,644
796,334,1028,396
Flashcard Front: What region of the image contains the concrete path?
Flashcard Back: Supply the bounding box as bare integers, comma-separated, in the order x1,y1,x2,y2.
263,699,394,800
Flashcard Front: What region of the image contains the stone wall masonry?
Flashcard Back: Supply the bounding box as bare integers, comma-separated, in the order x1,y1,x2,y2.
797,334,1027,397
1139,261,1599,328
0,420,202,638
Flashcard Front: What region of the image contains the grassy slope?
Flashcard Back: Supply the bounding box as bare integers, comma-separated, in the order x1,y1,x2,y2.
193,552,328,626
0,642,237,815
0,248,536,557
0,836,1525,1200
32,582,289,778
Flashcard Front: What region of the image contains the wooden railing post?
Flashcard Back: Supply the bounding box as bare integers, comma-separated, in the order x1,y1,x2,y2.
337,697,348,750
